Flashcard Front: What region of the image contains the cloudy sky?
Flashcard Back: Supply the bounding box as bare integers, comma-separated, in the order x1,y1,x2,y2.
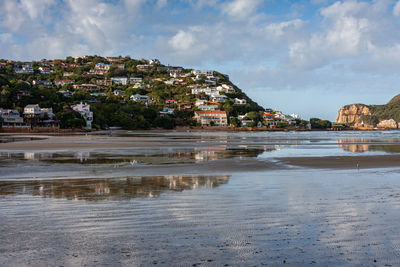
1,0,400,120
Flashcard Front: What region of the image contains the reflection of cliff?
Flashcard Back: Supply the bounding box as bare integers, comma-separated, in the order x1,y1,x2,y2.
0,176,230,201
338,139,400,153
338,140,370,153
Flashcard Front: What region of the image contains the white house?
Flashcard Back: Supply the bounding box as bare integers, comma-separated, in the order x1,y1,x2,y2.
38,67,52,74
211,94,228,103
112,77,128,85
130,94,149,102
197,105,219,111
159,107,175,115
194,111,228,126
191,70,213,76
24,104,42,117
191,87,217,96
234,98,247,105
129,77,143,83
195,99,208,106
71,102,93,130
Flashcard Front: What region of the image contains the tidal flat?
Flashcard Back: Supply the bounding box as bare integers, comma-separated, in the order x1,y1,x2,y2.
1,130,400,266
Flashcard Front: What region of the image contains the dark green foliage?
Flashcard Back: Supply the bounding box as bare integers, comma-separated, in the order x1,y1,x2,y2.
310,118,332,129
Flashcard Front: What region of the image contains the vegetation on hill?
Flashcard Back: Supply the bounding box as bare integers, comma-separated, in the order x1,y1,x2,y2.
0,56,265,130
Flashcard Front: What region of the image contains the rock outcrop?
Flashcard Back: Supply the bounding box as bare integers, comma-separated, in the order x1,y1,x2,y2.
376,119,398,129
336,104,372,127
336,93,400,129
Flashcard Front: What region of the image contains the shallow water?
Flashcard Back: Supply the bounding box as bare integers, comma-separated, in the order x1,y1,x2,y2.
1,131,400,266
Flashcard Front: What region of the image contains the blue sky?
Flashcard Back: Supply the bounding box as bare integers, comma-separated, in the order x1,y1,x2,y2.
1,0,400,120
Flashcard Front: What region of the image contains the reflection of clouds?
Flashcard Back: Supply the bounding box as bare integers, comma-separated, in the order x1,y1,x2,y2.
0,175,230,201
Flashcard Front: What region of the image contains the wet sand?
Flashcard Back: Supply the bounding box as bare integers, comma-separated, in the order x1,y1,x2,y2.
2,131,400,266
279,154,400,169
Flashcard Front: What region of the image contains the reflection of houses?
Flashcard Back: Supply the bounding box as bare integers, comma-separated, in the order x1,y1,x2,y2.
0,176,230,201
71,102,93,130
194,111,228,126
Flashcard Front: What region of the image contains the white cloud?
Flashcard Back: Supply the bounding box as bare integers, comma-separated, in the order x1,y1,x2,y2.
168,30,196,51
221,0,262,21
394,1,400,17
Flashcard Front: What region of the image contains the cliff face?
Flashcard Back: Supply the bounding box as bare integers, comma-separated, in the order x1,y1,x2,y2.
336,104,372,127
336,94,400,129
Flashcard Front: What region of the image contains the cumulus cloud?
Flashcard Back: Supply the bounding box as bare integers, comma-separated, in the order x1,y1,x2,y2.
394,1,400,17
221,0,262,21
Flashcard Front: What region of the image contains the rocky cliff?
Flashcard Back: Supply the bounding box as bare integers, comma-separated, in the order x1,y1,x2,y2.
336,94,400,129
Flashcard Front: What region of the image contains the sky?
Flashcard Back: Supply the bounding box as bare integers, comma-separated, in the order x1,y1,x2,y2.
1,0,400,120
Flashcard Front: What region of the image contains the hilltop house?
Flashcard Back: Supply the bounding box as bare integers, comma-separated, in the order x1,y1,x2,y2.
191,70,213,76
210,94,228,103
71,102,93,130
129,77,143,83
136,64,153,72
88,63,110,75
194,111,228,126
33,80,52,86
38,67,52,74
113,90,125,96
14,62,34,74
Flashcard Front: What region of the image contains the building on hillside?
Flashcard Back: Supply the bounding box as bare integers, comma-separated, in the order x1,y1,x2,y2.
96,79,113,86
194,111,228,126
129,77,143,83
73,84,100,91
149,59,160,65
14,62,34,74
107,56,125,62
136,64,153,72
33,80,52,86
210,94,228,103
0,109,25,127
58,90,74,97
157,66,183,73
113,90,125,96
197,105,219,111
205,80,216,86
24,104,42,117
111,77,128,85
217,84,235,93
88,63,110,75
234,98,247,105
55,79,74,86
41,108,55,119
130,94,149,103
63,72,74,77
191,87,217,96
159,107,175,115
195,99,208,106
38,67,52,74
191,70,213,76
71,102,93,130
165,99,178,105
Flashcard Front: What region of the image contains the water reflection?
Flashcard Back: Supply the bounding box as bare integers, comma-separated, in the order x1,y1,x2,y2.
0,175,230,201
0,148,269,165
338,139,400,153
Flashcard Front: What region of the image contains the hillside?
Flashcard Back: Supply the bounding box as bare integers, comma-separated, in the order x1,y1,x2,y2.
336,94,400,129
0,56,272,130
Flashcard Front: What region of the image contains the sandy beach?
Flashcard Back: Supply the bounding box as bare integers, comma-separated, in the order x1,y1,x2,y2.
2,130,400,266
